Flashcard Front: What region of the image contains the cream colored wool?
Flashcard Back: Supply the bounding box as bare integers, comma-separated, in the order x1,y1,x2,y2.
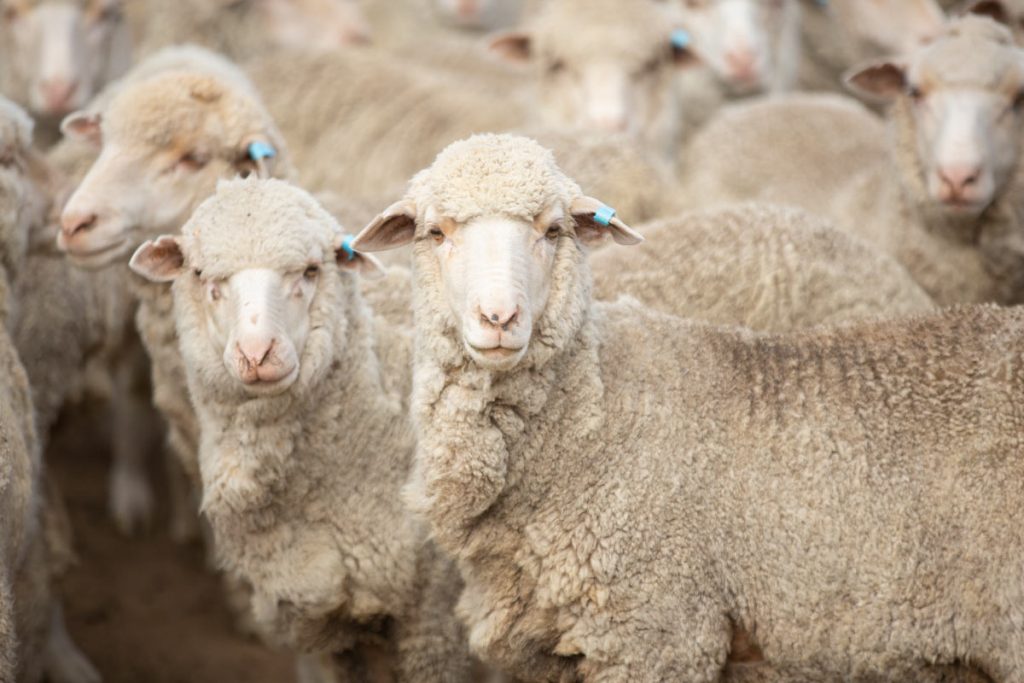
164,178,469,680
245,47,523,207
591,203,934,330
680,20,1024,306
363,134,1024,681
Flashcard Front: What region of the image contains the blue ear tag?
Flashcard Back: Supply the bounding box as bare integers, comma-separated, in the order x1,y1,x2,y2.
341,235,356,261
247,140,276,161
671,28,692,50
594,205,616,227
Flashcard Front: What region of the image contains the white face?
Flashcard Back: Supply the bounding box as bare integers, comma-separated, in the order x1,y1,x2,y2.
910,84,1022,213
0,0,126,118
431,0,523,29
833,0,944,56
677,0,796,93
59,126,239,269
427,208,562,371
261,0,371,49
198,265,320,395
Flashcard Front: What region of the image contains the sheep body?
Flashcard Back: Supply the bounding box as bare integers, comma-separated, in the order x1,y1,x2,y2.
372,133,1024,682
165,178,469,680
591,203,934,331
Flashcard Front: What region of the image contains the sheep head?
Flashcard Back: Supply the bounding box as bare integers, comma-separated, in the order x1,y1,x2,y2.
847,14,1024,216
675,0,802,94
431,0,524,30
354,134,640,372
0,0,131,119
130,178,382,396
259,0,371,49
58,69,290,269
488,0,692,158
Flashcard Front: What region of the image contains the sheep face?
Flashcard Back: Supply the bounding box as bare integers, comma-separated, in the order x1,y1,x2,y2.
676,0,801,94
260,0,371,49
824,0,944,57
489,0,689,154
58,73,281,269
848,16,1024,215
130,178,383,396
431,0,523,30
0,0,129,119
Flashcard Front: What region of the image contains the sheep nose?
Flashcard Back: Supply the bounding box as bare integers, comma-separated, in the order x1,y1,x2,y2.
39,78,78,112
456,0,479,19
60,211,98,239
724,48,758,82
479,305,519,331
938,164,982,198
591,113,628,132
238,338,275,368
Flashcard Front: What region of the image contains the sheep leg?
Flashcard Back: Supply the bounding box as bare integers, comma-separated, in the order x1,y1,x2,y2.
107,350,155,536
42,602,100,683
0,568,15,683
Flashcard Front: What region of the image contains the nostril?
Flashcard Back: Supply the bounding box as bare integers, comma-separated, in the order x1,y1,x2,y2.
61,213,97,238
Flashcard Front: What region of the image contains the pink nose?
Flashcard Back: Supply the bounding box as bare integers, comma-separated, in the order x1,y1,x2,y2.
590,113,628,132
456,0,478,19
724,49,758,82
238,338,275,369
39,78,78,112
479,305,519,331
60,211,97,239
938,164,982,199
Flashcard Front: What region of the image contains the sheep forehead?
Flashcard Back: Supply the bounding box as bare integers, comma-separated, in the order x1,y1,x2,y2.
182,178,340,278
104,73,250,153
533,0,672,68
912,31,1023,92
410,134,580,223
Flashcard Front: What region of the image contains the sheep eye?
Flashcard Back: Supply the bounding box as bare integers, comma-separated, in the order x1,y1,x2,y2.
177,151,209,171
428,226,445,243
544,224,561,240
193,268,202,278
906,85,924,102
547,59,566,74
303,264,320,279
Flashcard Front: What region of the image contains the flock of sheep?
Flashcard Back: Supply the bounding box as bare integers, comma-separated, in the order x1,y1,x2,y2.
2,0,1024,681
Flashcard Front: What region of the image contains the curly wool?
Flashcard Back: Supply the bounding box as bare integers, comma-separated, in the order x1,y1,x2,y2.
172,178,470,680
591,203,933,331
404,135,1024,682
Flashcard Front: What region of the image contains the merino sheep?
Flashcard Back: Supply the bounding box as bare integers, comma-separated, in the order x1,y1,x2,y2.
130,177,472,682
355,132,1024,683
591,203,934,331
0,0,132,147
680,15,1024,305
135,0,371,59
797,0,944,93
487,0,691,161
0,94,98,683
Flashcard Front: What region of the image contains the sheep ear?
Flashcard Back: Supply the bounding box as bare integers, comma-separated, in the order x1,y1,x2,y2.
570,196,643,247
335,237,387,280
488,31,532,64
669,29,701,69
129,236,184,283
352,200,417,252
963,0,1011,25
61,111,102,145
844,60,907,101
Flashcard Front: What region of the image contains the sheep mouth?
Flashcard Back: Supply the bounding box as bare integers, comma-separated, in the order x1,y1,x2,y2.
466,342,527,370
237,366,300,395
63,238,132,268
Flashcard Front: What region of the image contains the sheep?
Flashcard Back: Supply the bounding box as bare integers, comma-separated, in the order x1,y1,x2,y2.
135,0,371,59
0,94,99,683
486,0,691,162
0,0,133,147
668,0,802,135
956,0,1024,41
679,14,1024,306
797,0,945,93
591,203,934,331
129,177,473,682
354,131,1024,683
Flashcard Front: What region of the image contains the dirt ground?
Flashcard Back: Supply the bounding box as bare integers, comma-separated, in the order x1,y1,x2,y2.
46,408,295,683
